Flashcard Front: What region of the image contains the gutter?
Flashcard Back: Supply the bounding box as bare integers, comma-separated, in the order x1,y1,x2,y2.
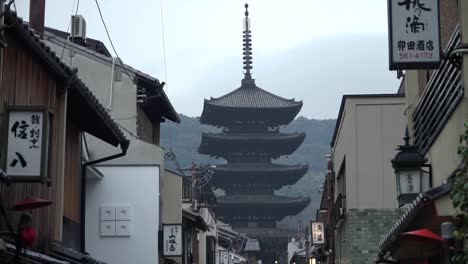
79,139,129,252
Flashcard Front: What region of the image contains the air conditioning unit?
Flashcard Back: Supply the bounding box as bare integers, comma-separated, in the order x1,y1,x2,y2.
70,15,86,40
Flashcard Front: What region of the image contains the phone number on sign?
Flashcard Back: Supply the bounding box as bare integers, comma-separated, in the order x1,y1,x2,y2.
399,52,433,60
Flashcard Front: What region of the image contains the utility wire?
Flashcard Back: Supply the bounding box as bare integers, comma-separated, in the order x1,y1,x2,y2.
60,0,77,60
159,0,174,151
94,0,135,83
70,0,80,66
160,0,168,90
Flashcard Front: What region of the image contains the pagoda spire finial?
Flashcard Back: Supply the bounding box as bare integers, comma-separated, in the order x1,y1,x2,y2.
242,3,253,81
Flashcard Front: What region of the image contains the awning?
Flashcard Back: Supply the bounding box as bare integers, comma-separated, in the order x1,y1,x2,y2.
377,165,463,261
182,209,209,231
400,229,442,242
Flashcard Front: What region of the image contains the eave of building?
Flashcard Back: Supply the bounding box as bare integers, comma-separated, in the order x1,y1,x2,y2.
198,132,305,157
200,102,302,127
182,209,209,231
377,165,462,260
5,10,128,150
43,28,180,123
212,163,308,184
216,195,310,209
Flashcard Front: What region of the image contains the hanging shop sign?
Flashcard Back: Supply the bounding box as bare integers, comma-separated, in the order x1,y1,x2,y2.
311,221,325,245
163,224,182,256
2,107,49,182
388,0,441,70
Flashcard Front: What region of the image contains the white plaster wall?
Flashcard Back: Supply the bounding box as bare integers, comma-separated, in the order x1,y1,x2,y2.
162,170,182,224
44,38,137,134
85,166,160,264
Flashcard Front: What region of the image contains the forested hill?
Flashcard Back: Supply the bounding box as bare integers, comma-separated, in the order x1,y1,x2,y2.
160,115,336,229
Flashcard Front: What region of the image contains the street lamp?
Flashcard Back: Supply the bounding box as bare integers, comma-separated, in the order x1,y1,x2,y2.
391,130,431,207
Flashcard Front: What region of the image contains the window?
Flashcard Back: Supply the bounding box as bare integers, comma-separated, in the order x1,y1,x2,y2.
182,177,192,201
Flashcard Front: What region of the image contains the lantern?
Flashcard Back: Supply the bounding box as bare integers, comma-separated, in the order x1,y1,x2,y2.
391,131,431,207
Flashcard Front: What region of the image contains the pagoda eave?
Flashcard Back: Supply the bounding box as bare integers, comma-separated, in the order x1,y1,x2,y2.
211,163,309,188
215,195,310,219
200,102,302,127
198,132,305,158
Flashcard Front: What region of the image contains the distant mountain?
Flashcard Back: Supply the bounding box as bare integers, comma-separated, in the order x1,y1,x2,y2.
160,115,336,229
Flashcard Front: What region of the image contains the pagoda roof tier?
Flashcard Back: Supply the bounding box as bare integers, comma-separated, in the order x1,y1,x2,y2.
200,80,303,127
211,163,309,188
198,132,305,158
215,195,310,219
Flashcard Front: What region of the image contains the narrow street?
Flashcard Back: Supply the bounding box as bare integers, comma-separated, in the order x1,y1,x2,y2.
0,1,467,264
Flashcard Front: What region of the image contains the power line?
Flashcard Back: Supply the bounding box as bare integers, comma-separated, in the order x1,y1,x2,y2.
160,0,168,89
159,0,174,151
70,0,80,66
94,0,135,83
60,0,77,60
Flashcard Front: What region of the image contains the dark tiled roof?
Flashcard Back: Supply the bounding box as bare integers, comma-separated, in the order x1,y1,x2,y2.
203,132,305,141
2,242,69,264
44,26,112,57
4,9,129,150
183,209,209,231
198,132,305,158
205,80,302,109
43,26,180,123
215,163,309,173
212,163,308,188
217,195,310,205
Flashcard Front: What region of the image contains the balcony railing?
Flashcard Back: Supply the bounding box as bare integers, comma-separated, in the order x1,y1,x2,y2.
413,26,463,154
331,193,346,229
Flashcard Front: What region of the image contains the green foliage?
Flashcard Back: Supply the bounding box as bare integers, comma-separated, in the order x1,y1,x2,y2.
450,122,468,264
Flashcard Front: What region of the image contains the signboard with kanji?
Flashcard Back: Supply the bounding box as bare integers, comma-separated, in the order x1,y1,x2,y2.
388,0,441,70
163,224,182,256
311,221,325,245
3,107,49,182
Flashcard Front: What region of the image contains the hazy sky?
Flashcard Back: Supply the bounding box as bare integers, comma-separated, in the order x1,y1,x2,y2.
16,0,400,119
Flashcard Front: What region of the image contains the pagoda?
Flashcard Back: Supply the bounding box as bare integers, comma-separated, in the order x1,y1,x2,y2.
198,3,310,262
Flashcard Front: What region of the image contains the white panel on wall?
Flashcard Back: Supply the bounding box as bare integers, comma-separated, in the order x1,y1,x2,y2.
86,165,160,264
100,206,116,221
116,206,132,221
100,221,116,237
116,221,132,237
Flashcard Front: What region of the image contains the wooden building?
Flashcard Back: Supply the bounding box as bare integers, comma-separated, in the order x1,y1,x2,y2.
0,5,128,263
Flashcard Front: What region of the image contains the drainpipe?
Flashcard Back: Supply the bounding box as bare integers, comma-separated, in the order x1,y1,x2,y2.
79,137,129,252
105,57,116,111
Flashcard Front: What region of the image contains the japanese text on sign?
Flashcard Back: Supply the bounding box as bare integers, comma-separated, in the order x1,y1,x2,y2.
388,0,440,69
6,110,45,177
163,225,182,256
311,222,324,245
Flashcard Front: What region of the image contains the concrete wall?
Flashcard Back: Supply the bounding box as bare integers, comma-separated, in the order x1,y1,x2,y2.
44,39,137,134
85,165,160,264
332,96,406,209
162,170,182,224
